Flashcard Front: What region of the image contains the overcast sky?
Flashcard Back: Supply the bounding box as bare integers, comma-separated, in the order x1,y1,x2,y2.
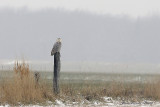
1,0,160,18
0,1,160,63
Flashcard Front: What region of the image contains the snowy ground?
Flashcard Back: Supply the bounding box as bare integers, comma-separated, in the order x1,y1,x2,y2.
1,97,160,107
54,98,160,107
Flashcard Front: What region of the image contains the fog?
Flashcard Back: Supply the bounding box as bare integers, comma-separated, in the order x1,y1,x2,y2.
0,9,160,63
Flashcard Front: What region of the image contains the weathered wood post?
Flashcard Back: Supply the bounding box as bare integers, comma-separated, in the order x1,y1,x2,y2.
53,52,61,94
51,38,62,94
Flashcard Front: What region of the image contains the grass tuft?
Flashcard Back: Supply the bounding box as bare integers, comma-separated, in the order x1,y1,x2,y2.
0,61,55,105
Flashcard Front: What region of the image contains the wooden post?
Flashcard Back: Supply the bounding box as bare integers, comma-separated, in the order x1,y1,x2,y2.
53,52,61,94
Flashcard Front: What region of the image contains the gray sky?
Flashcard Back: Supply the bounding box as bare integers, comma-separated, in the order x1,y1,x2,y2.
0,1,160,63
1,0,160,18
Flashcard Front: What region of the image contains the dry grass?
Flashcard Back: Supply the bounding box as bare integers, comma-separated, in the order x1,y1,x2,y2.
1,61,160,105
144,80,160,100
0,61,55,105
60,81,141,102
60,80,160,102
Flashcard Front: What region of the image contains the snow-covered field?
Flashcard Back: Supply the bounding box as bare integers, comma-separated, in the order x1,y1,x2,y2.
1,97,160,107
54,97,160,107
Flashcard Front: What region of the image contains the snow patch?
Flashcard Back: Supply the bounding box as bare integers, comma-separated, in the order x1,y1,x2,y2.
55,100,65,106
0,105,9,107
1,97,160,107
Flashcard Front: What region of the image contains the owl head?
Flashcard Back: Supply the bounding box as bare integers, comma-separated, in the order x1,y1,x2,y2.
57,38,61,42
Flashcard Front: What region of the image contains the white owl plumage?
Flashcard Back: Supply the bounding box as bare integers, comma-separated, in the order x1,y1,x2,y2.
51,38,62,56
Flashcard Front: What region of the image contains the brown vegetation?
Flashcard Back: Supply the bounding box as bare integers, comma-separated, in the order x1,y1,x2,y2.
144,80,160,100
0,61,55,105
0,61,160,105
